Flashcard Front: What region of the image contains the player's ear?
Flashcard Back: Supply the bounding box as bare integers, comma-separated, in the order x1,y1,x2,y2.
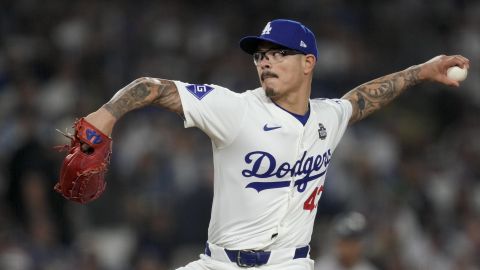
303,55,316,74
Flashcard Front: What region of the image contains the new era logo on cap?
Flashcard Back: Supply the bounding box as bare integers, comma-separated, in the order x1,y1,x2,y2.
239,19,318,59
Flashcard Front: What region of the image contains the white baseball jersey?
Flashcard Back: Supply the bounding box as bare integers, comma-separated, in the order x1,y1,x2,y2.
175,81,352,251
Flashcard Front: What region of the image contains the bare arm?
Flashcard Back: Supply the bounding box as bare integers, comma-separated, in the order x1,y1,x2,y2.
342,54,470,125
342,66,421,124
103,77,182,118
84,77,182,135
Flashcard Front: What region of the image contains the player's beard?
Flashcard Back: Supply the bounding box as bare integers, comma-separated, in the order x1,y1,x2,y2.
261,71,279,98
265,86,277,98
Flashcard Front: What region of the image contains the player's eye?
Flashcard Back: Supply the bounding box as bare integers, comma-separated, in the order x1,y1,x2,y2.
253,49,305,65
271,50,285,58
271,49,303,59
253,52,264,63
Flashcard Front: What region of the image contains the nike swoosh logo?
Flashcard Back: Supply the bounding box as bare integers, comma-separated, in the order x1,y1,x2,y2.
263,124,281,131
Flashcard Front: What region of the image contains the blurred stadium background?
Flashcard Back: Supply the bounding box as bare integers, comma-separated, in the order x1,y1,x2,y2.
0,0,479,269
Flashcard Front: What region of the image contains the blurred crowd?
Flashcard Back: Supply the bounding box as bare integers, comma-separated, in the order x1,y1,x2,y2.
1,0,479,269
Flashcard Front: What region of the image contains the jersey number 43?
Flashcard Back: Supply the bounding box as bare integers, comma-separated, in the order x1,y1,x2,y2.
303,185,324,212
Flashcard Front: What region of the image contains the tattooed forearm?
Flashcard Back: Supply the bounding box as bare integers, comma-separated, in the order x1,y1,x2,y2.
102,79,150,119
152,81,183,116
102,78,183,119
342,65,421,124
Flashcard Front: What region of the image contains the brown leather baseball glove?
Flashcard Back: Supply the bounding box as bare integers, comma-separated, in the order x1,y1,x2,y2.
54,118,112,204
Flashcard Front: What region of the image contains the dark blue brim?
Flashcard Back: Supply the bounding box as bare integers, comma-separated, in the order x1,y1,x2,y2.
239,36,294,55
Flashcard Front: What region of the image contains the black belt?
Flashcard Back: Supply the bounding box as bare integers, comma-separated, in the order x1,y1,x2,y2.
205,243,309,267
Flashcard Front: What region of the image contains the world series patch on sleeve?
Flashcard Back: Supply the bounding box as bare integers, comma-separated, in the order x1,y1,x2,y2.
54,118,112,204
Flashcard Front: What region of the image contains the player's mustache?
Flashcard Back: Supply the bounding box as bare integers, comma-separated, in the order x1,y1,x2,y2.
261,71,278,81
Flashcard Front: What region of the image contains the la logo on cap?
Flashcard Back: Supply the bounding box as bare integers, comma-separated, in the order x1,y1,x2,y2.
262,22,272,35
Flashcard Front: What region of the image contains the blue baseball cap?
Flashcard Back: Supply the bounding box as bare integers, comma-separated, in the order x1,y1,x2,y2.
240,19,318,59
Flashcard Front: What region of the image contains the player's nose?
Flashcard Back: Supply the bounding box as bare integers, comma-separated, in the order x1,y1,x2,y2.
258,57,271,69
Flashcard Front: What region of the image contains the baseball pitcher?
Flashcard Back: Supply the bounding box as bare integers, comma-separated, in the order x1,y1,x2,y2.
55,19,469,269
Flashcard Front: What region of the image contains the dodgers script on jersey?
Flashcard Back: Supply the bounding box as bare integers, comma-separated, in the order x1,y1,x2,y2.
175,81,352,251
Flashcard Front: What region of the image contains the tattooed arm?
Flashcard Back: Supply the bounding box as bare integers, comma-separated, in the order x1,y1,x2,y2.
84,77,182,136
342,54,470,125
342,66,421,124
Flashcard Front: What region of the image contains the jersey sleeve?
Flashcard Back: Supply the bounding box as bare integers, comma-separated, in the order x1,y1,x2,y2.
174,80,247,148
325,98,352,150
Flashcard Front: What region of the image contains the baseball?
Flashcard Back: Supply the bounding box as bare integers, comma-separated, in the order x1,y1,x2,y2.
447,66,468,82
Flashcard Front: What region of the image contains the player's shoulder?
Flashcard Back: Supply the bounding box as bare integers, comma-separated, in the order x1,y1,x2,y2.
175,81,262,99
311,97,348,108
208,85,265,107
234,87,269,104
205,83,257,99
175,81,249,100
310,98,352,117
247,87,268,98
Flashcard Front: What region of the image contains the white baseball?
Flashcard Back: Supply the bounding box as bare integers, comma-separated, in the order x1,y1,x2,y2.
447,66,468,81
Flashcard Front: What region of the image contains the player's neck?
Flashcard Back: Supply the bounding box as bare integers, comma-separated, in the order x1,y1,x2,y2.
271,84,311,115
273,96,309,115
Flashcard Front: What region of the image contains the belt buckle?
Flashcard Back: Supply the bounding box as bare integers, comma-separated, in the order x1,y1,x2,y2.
236,250,256,268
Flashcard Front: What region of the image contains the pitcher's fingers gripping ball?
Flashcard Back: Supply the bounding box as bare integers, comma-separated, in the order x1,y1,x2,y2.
54,118,112,204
